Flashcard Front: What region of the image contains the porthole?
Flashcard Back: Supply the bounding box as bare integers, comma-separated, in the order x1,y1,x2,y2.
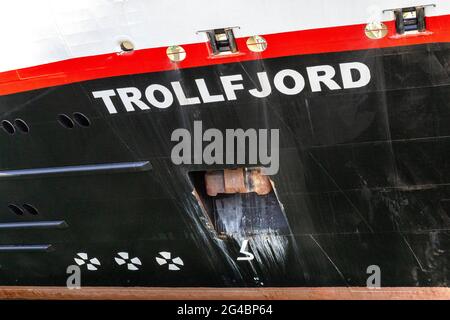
73,112,91,127
1,120,15,135
14,119,30,133
22,204,39,215
57,114,75,129
8,204,24,215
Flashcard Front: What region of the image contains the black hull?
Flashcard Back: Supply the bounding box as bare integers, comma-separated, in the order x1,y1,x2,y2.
0,43,449,288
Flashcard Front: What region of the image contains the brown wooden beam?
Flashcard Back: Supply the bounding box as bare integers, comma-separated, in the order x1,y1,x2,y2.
0,286,449,300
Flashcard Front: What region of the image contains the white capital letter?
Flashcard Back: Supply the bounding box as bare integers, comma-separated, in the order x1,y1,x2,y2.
92,89,118,114
249,72,272,98
220,74,244,100
195,79,225,103
274,69,305,95
340,62,371,89
145,84,174,109
171,81,201,106
116,87,150,112
307,65,341,92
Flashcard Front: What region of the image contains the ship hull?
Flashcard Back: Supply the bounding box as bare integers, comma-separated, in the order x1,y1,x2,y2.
0,41,449,289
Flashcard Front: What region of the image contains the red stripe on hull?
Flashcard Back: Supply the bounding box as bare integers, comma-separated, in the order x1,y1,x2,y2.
1,14,450,96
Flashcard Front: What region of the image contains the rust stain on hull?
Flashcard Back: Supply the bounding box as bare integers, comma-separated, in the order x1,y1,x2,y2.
205,168,272,196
